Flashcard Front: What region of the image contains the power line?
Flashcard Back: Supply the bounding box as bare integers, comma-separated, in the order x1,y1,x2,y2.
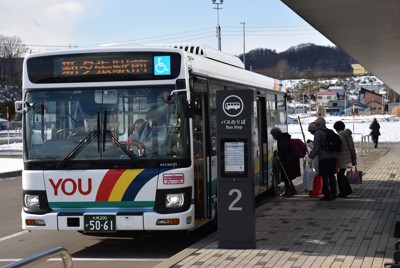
224,32,320,37
86,27,216,46
23,44,77,48
23,25,321,51
104,29,216,46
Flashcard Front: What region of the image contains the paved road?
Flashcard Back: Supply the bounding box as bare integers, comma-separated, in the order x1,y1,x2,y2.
0,176,214,268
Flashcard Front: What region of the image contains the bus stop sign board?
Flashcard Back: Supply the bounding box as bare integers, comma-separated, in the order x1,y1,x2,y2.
216,90,256,249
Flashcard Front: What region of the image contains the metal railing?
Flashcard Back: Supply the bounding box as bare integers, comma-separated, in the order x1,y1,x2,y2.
360,134,374,156
2,246,72,268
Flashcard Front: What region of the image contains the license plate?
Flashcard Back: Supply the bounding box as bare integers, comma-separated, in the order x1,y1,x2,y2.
84,215,116,233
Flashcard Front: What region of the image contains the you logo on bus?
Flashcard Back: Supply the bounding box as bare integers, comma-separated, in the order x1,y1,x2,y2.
222,95,244,117
49,178,92,196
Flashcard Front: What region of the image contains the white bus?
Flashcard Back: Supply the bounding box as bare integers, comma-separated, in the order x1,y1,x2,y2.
16,44,288,234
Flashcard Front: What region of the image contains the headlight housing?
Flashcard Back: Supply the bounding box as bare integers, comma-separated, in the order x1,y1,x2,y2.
22,190,51,214
154,187,192,214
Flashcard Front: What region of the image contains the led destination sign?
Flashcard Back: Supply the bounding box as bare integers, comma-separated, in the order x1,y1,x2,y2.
27,52,181,83
56,56,152,77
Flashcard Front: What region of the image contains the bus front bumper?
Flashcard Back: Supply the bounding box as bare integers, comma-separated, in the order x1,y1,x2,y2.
21,206,195,232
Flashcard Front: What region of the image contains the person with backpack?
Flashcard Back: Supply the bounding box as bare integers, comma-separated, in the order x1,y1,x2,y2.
333,120,355,198
270,127,301,197
308,116,338,201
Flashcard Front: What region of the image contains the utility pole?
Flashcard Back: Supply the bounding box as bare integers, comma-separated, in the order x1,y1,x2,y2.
241,21,246,68
212,0,224,51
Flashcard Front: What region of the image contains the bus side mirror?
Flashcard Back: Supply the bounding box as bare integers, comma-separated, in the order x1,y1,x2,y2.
15,101,24,113
162,92,174,104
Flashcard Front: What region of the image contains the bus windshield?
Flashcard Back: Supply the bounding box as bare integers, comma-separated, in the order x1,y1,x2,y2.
23,86,189,166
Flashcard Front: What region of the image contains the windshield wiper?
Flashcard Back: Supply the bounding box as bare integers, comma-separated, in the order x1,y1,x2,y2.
57,112,102,169
56,130,99,169
57,112,142,169
102,110,141,162
104,130,140,161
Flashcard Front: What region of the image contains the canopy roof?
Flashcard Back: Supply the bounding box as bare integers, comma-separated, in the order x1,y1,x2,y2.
281,0,400,93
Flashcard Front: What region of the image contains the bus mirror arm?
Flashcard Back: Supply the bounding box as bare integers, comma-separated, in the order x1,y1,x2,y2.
163,89,194,117
162,89,187,104
170,89,187,96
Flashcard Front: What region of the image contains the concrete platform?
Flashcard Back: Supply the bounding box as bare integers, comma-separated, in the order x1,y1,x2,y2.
156,142,400,268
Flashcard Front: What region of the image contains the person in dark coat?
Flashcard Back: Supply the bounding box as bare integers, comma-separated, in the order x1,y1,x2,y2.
270,127,301,197
309,116,338,201
369,118,381,148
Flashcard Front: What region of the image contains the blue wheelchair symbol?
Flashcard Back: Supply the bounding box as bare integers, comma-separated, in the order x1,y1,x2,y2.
154,56,171,76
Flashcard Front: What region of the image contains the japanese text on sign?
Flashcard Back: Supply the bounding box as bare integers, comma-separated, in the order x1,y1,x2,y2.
224,142,245,172
57,58,151,76
221,119,246,130
61,60,148,76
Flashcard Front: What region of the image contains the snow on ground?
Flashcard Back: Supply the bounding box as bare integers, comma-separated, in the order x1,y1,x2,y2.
1,158,23,173
0,128,23,173
288,114,400,142
0,115,399,174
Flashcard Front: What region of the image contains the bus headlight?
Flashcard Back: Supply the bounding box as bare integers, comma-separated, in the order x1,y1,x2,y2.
24,194,40,211
166,193,185,208
22,191,51,214
154,187,192,213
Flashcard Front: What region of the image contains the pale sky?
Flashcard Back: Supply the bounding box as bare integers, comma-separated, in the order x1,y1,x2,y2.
0,0,335,55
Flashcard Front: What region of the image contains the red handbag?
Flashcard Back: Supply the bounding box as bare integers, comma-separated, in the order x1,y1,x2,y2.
309,175,323,197
346,166,363,184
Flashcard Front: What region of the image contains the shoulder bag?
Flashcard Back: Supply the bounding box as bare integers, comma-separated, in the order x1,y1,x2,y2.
346,166,363,184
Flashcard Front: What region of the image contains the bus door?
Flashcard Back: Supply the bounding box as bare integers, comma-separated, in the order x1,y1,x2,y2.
257,97,269,192
192,87,212,222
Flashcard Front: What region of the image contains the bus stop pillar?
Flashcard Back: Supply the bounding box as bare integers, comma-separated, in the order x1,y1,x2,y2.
216,90,256,249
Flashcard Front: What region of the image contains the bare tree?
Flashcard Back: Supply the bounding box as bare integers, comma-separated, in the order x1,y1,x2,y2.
0,35,28,82
0,34,5,81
